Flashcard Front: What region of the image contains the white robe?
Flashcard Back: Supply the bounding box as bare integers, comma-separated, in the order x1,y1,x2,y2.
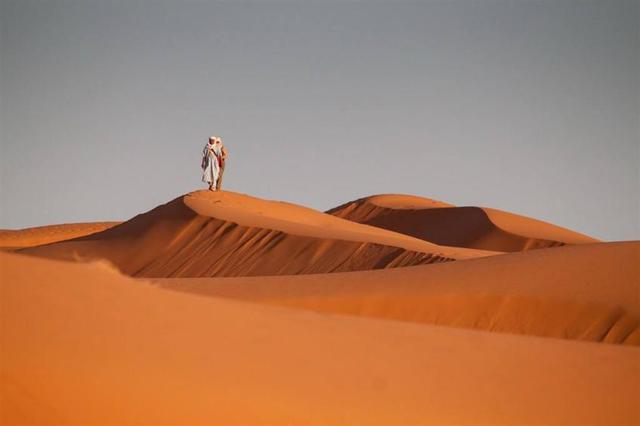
201,143,222,185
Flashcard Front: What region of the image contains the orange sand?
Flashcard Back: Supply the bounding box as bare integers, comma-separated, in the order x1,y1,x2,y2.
2,251,638,425
328,194,598,252
159,241,639,345
21,191,495,277
0,222,119,250
3,190,638,425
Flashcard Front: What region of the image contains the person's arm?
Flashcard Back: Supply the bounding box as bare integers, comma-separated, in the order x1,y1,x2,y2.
201,146,209,168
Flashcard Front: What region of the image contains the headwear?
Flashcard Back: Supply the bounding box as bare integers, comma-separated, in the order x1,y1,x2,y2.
209,135,222,144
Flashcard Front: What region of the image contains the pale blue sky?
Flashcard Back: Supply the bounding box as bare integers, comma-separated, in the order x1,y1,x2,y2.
1,0,638,240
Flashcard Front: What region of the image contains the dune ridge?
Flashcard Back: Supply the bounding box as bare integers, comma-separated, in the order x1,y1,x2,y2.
0,222,119,250
20,191,495,277
158,241,640,345
2,251,638,425
328,194,598,252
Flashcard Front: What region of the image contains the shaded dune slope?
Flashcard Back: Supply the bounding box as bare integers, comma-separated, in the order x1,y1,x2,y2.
328,194,598,252
0,222,120,251
2,252,638,426
159,241,640,345
20,191,492,277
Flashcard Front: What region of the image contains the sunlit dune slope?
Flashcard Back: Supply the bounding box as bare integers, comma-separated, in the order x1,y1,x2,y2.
0,222,119,250
327,194,598,252
159,241,640,345
20,191,493,277
2,251,638,426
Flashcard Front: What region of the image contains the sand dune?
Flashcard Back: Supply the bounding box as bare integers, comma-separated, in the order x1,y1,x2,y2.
4,190,637,424
328,194,598,252
0,222,119,250
20,191,494,277
2,251,638,425
159,241,640,345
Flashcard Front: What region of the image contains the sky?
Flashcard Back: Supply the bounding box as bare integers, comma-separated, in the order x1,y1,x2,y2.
1,0,638,241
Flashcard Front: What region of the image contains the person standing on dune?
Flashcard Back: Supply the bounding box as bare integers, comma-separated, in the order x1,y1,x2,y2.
201,136,222,191
216,137,228,191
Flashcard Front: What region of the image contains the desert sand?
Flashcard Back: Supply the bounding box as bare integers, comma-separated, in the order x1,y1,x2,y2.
0,222,119,251
159,241,640,345
2,251,639,425
2,190,639,425
20,191,496,277
328,194,599,251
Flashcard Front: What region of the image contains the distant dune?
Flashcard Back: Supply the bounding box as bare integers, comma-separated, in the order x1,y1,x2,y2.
0,222,119,250
328,194,598,252
2,251,638,426
20,191,494,277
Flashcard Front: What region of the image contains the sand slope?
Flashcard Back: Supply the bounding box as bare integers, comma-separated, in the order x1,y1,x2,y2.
2,251,638,426
20,191,494,277
0,222,119,250
159,241,640,345
328,194,598,252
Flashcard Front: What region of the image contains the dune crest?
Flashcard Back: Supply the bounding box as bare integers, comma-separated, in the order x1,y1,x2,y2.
20,191,494,277
0,222,120,250
328,194,598,252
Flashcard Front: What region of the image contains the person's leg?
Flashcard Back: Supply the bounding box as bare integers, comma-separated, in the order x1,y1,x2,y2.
217,164,225,190
210,173,217,191
210,166,219,191
208,169,215,191
204,161,214,190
